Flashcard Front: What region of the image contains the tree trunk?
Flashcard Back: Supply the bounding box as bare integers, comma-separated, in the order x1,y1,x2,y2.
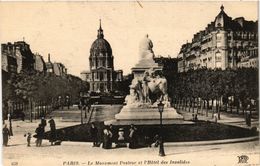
29,99,33,122
184,98,187,111
196,98,199,114
180,98,183,110
212,99,214,118
33,101,36,120
44,102,47,116
178,98,181,110
206,100,209,117
217,98,221,120
192,99,195,113
201,100,204,115
236,100,239,114
230,102,233,113
177,98,179,109
188,98,191,112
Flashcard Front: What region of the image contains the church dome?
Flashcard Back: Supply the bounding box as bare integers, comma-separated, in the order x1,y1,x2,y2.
90,20,112,56
90,38,112,55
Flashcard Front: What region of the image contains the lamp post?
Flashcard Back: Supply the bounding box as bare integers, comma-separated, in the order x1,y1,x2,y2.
58,96,62,110
158,101,166,157
79,92,83,124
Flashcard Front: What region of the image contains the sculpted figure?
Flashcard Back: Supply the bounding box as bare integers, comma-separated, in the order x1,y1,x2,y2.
147,71,169,103
142,71,151,104
139,34,155,60
126,68,170,108
125,89,138,106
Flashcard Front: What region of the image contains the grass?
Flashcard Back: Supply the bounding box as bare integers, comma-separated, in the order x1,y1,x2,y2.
40,121,258,145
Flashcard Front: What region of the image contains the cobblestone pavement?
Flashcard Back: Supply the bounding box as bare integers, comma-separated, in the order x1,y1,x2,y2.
2,106,259,166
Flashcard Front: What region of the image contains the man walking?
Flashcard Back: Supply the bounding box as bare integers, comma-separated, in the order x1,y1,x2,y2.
35,124,44,147
48,117,56,146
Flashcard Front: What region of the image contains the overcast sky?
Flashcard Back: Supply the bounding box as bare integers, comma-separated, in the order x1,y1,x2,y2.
0,2,258,76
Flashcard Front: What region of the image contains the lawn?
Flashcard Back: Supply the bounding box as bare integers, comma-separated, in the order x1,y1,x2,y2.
40,121,258,145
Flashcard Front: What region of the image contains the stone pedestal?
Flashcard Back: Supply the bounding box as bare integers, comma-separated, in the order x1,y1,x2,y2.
104,106,184,125
131,58,162,80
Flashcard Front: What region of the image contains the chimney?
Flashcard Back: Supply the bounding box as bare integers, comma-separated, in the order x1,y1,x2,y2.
48,53,50,62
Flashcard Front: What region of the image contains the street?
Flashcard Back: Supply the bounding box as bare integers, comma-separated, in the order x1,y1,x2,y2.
2,107,260,166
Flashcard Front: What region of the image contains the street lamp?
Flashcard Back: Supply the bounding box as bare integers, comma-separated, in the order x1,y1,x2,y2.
79,92,84,124
158,101,166,157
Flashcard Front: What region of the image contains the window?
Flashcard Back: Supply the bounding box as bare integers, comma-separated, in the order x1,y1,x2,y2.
100,72,104,81
103,60,105,67
216,62,222,68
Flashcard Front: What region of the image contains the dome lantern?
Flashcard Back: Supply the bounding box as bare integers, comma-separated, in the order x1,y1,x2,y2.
97,19,104,39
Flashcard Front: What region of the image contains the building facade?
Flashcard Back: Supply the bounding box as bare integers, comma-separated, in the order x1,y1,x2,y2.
1,41,35,73
177,5,258,72
2,41,68,77
53,62,67,76
80,70,91,82
88,21,116,92
114,70,123,82
34,53,46,73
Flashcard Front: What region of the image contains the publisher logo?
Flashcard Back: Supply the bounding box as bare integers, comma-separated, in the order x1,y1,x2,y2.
237,155,249,164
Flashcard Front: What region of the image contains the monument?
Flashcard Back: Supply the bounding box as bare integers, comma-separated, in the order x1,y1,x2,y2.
105,34,183,125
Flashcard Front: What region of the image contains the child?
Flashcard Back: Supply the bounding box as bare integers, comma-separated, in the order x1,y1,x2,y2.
27,133,32,147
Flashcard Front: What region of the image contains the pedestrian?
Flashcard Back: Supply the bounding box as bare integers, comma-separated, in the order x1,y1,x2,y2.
246,110,251,127
2,124,10,147
213,113,218,123
144,135,152,148
35,124,44,147
102,128,112,149
7,113,13,136
90,123,98,147
27,133,32,147
48,117,56,146
128,124,138,149
194,114,198,121
107,126,113,148
41,117,47,130
116,128,127,148
109,124,116,145
153,134,160,147
21,112,25,121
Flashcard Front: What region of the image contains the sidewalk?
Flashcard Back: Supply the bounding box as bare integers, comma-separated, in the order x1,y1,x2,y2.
177,108,259,130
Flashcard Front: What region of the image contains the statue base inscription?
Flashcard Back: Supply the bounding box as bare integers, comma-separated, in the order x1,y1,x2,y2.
104,106,184,125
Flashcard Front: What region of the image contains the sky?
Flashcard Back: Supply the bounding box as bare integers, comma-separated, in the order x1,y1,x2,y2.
0,1,258,76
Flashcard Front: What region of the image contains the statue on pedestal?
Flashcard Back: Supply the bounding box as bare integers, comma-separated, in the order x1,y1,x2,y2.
105,34,183,126
125,69,170,108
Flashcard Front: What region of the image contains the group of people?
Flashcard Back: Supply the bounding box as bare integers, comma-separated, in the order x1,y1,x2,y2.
2,115,57,147
90,123,139,149
27,116,57,147
26,116,56,147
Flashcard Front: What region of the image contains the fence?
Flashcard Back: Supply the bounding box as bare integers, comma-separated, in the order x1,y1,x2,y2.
4,101,57,121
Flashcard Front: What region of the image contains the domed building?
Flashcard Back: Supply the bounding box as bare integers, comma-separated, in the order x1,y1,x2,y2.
88,20,122,92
